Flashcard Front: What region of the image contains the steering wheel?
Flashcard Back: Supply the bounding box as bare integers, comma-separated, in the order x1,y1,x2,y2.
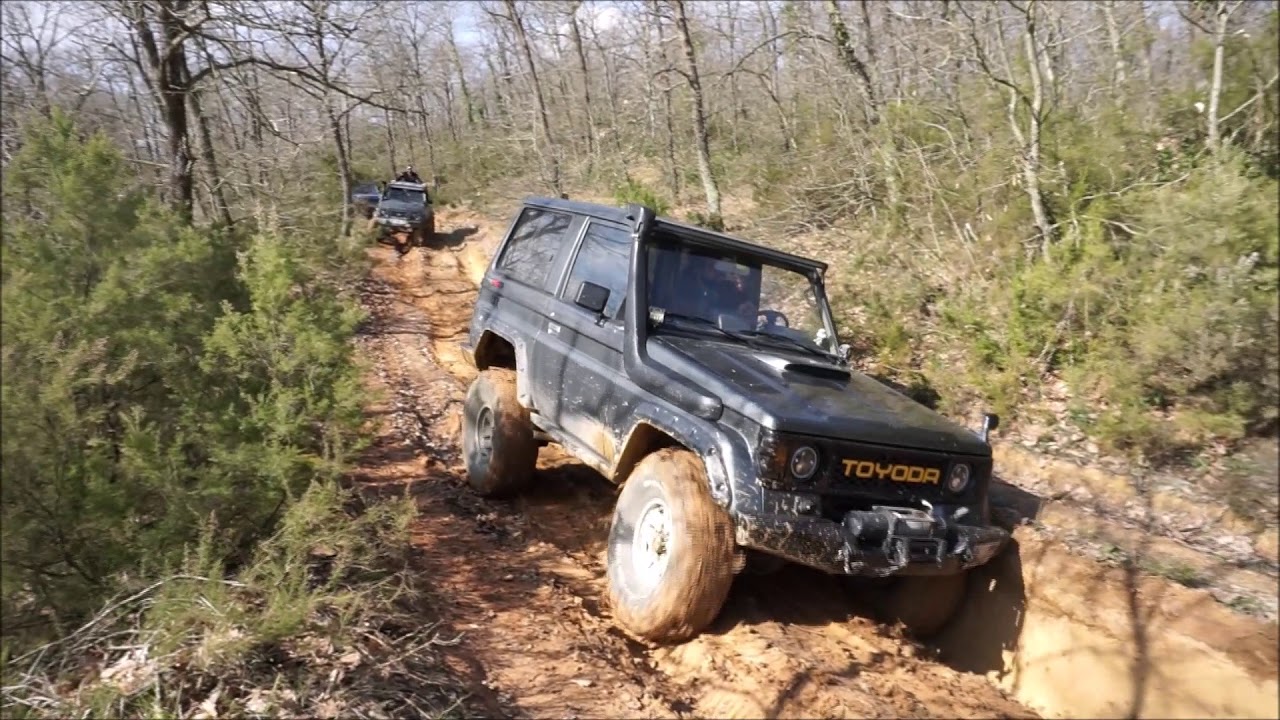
757,309,790,330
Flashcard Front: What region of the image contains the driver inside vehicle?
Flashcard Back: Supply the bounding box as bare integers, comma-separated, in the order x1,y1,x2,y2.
650,249,765,329
699,258,757,325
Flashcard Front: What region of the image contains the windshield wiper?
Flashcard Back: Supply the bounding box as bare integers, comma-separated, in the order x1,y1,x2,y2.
738,330,832,359
654,312,758,346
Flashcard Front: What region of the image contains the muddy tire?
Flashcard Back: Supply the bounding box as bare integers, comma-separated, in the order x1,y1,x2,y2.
462,369,537,498
421,216,436,246
606,448,736,643
867,572,968,638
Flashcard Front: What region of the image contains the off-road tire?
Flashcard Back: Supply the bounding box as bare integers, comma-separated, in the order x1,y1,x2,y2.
606,448,736,643
462,369,537,498
419,216,436,246
866,572,968,638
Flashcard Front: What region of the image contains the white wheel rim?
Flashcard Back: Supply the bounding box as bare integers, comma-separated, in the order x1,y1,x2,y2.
632,498,672,590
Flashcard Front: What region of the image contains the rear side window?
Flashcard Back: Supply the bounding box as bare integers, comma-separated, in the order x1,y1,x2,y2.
497,207,575,289
563,222,630,319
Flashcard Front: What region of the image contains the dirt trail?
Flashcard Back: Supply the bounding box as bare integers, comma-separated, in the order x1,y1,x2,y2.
353,207,1277,719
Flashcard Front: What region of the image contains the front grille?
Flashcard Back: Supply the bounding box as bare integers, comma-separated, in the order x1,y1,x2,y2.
810,440,990,506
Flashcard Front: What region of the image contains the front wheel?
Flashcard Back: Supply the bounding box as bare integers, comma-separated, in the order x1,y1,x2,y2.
857,572,969,638
461,369,537,498
606,449,736,643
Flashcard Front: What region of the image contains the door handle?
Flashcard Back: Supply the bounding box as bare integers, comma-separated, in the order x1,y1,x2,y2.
548,323,561,335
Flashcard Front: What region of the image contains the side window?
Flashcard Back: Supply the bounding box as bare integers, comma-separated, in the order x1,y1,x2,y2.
563,222,630,319
497,207,575,289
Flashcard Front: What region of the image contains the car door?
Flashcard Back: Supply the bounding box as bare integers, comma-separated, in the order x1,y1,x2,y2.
543,219,633,469
489,205,582,421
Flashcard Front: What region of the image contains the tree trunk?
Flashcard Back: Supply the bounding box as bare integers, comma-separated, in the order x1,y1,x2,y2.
726,1,741,154
495,34,519,114
124,67,161,170
640,14,658,146
344,110,353,171
1206,0,1235,155
857,0,881,100
1019,6,1055,257
650,1,679,198
671,0,721,225
383,106,397,177
441,80,460,144
130,0,195,222
503,0,562,195
880,0,903,103
404,107,418,173
567,2,596,169
587,21,624,152
485,51,509,124
444,15,477,126
188,85,233,226
758,1,795,151
416,96,440,186
825,0,879,125
328,103,353,237
1102,0,1127,104
309,5,352,236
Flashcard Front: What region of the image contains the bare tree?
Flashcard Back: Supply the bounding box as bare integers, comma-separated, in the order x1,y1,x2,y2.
1101,0,1128,104
962,1,1057,257
669,0,722,225
499,0,562,195
1179,0,1247,154
566,1,596,167
826,0,879,125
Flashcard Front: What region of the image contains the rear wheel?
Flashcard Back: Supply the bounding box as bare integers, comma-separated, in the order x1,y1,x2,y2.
461,369,537,498
606,449,736,643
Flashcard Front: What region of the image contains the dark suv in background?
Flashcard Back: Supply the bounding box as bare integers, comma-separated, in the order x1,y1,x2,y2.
371,181,435,247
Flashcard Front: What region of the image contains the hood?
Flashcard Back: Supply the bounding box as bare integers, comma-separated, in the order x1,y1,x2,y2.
652,334,991,456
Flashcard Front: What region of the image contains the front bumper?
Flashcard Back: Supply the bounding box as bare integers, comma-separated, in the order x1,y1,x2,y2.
736,506,1010,577
375,217,414,229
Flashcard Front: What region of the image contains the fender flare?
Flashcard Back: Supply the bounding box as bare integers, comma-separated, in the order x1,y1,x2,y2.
472,325,533,403
613,404,745,510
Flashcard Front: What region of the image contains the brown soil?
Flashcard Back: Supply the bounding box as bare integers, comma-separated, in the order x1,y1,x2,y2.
350,207,1278,719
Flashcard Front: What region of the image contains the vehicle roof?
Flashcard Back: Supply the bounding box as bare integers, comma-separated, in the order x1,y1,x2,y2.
387,181,426,191
521,196,827,273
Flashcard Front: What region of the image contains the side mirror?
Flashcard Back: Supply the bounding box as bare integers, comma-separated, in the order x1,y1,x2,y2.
575,281,610,315
838,343,853,362
981,413,1000,443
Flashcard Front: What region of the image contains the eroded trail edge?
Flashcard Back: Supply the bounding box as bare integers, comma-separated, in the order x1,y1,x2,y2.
352,208,1276,720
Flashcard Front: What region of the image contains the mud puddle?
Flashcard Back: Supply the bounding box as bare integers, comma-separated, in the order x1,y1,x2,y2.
353,207,1277,719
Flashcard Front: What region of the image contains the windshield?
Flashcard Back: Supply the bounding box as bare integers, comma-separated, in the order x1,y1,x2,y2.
383,187,425,205
352,182,379,196
646,237,838,354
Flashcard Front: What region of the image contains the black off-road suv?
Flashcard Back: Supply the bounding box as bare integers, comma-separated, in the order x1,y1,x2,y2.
460,197,1009,643
371,180,435,249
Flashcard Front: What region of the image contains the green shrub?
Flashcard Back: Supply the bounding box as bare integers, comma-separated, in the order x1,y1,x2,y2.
613,176,671,216
685,209,725,231
0,112,369,652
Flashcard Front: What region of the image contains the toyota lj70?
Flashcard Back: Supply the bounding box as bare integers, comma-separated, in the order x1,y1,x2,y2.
459,197,1009,643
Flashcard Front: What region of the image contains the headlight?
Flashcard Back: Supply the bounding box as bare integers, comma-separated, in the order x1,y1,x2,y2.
946,463,971,493
789,446,819,480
